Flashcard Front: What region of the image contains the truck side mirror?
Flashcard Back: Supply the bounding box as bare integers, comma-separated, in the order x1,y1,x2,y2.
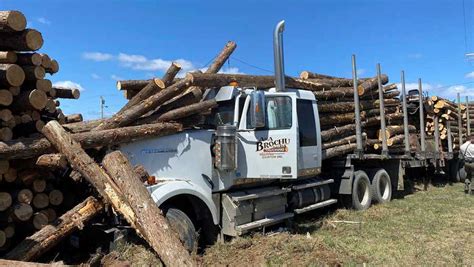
249,91,266,128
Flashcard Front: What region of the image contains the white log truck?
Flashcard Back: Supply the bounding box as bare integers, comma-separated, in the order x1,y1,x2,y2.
118,21,467,249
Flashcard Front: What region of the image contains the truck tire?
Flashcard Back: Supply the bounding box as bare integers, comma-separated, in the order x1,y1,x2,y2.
344,170,372,210
370,169,392,204
164,208,197,253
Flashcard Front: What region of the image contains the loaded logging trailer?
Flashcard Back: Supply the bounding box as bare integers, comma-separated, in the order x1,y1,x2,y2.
115,21,467,243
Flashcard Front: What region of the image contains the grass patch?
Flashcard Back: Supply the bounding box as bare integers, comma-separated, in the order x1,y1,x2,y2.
203,183,474,266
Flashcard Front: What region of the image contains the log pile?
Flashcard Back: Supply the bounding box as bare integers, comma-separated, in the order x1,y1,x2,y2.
424,96,469,151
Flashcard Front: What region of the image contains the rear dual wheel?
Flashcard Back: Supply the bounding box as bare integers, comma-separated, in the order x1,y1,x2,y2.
370,169,392,204
343,170,372,210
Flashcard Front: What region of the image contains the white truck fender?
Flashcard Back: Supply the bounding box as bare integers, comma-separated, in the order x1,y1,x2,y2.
148,180,219,225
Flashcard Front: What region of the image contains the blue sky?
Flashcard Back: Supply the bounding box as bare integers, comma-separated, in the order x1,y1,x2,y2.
2,0,474,119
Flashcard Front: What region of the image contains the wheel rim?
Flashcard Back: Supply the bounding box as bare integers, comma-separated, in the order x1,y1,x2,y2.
379,176,390,200
357,179,369,206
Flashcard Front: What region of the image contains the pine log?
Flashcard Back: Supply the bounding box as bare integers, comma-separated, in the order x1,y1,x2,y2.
16,53,42,66
43,121,195,266
133,164,150,183
136,99,218,125
0,90,13,106
22,66,45,80
162,62,182,86
102,151,195,266
320,111,366,127
377,125,416,140
0,122,183,159
299,71,340,80
116,79,151,91
42,208,56,223
0,109,12,122
36,153,67,169
48,190,63,206
365,107,398,117
52,88,80,99
39,54,51,69
187,73,332,91
32,193,49,209
32,212,48,230
5,196,103,261
0,160,9,174
17,189,33,204
318,99,399,113
12,203,33,221
14,120,45,136
44,60,59,74
159,87,203,114
24,79,52,92
8,86,19,96
0,52,17,64
11,89,47,111
0,192,12,211
322,143,357,160
313,87,358,100
65,113,83,123
357,75,389,95
322,134,362,150
206,41,237,73
4,225,14,238
0,128,12,142
94,78,192,131
117,78,165,113
32,179,46,193
0,11,26,32
63,119,104,133
0,64,25,86
0,29,43,51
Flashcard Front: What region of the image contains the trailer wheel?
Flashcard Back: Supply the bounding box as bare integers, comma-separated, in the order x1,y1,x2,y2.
164,208,197,253
370,169,392,204
346,170,372,210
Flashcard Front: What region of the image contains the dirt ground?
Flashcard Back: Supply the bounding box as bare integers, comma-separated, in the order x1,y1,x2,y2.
114,183,474,266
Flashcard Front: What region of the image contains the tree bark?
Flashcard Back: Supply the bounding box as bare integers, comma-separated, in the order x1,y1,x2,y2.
0,64,25,87
0,51,17,64
16,52,42,66
36,153,67,169
187,73,332,91
102,151,195,266
0,29,44,51
322,134,362,150
377,125,416,140
313,87,359,100
162,62,182,86
133,165,150,183
42,121,195,266
5,196,103,261
0,122,182,159
23,79,52,93
205,41,237,73
320,111,366,127
52,88,80,99
22,65,45,80
159,87,203,114
0,11,27,32
65,113,83,123
117,78,166,113
318,99,399,113
11,89,47,111
357,75,388,95
299,71,341,80
94,78,192,131
137,99,217,125
322,143,357,160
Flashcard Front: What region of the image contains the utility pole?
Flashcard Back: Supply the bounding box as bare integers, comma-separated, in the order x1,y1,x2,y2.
100,96,105,119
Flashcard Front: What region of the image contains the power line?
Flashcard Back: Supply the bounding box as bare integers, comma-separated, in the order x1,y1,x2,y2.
230,56,274,74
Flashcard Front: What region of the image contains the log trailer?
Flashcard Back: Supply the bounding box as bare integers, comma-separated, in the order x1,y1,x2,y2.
117,21,466,247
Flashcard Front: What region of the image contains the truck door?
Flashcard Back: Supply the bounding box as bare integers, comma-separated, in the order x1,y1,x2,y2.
237,93,298,179
296,99,322,176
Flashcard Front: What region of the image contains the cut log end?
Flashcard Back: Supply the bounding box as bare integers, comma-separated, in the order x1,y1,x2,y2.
0,192,12,211
13,203,33,221
1,11,27,32
25,29,44,51
3,64,25,86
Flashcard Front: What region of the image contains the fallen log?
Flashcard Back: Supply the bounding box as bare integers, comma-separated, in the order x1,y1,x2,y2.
117,78,166,113
103,151,195,266
5,196,103,261
64,113,83,124
52,88,80,99
42,121,195,266
357,75,388,94
0,122,183,159
35,153,67,169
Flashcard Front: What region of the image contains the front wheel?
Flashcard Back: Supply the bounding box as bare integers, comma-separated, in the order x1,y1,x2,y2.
164,208,197,253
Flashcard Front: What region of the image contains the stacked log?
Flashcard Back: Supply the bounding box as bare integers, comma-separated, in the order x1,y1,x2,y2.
424,96,469,151
0,10,81,142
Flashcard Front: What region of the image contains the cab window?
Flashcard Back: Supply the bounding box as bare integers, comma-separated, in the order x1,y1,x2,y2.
247,96,292,130
297,99,317,147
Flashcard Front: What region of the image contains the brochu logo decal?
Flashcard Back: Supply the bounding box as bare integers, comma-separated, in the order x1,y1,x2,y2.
256,137,290,153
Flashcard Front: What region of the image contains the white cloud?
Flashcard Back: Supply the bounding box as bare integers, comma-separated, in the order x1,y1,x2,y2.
117,53,195,72
408,53,423,59
110,74,123,81
465,71,474,79
53,81,85,91
91,73,101,79
82,52,113,62
218,67,243,74
446,85,474,97
37,17,51,25
397,82,437,91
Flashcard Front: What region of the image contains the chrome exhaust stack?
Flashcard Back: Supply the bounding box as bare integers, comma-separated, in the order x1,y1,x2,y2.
273,20,286,92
